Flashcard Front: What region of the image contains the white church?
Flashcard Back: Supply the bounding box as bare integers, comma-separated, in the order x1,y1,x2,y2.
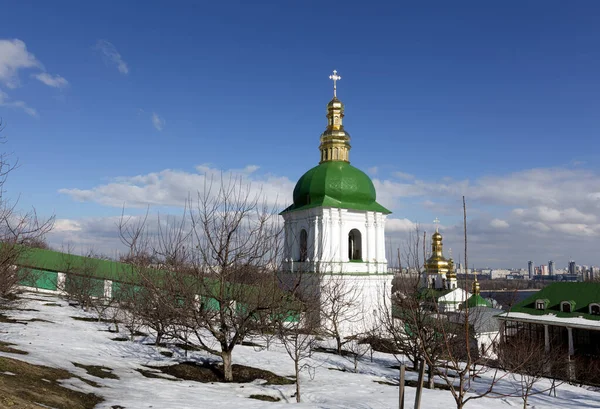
280,71,393,334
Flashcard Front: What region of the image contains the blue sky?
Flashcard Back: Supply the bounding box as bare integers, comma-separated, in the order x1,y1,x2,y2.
2,1,600,268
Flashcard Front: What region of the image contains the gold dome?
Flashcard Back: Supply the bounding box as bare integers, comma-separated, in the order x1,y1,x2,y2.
472,275,480,295
425,231,449,274
319,72,351,164
425,229,448,275
447,258,456,279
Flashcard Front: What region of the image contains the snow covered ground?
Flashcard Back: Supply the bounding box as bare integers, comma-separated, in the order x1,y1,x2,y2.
1,291,600,409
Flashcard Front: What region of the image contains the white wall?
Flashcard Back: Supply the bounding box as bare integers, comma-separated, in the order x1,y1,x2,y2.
282,207,388,274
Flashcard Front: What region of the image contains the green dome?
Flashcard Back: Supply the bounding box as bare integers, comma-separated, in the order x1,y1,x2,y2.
281,161,391,214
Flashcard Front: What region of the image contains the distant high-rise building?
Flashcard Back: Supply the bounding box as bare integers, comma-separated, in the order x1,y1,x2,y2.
549,260,555,276
528,261,534,279
540,265,548,275
568,260,576,276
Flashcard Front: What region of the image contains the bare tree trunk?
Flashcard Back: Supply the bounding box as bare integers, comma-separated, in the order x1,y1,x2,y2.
222,350,233,382
427,364,434,389
295,357,301,403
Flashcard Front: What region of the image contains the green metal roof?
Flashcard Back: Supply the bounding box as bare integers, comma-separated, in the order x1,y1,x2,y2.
281,161,391,214
16,246,135,282
509,282,600,321
461,294,492,309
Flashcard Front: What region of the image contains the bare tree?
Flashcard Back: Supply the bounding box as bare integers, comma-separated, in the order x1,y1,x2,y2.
273,299,318,403
118,176,284,382
319,273,363,354
408,197,511,408
344,334,371,373
59,248,110,316
497,337,561,409
0,121,54,296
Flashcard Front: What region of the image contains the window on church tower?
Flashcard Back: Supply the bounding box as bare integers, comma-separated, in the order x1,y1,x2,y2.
299,229,308,262
348,229,362,261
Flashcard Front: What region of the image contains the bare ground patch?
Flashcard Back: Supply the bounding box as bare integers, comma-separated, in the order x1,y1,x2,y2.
0,313,27,325
0,356,103,409
72,363,119,380
147,360,295,385
249,394,281,402
0,341,28,355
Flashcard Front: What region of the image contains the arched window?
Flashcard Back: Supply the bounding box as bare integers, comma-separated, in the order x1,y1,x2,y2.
590,303,600,315
348,229,362,261
561,301,572,313
299,229,308,262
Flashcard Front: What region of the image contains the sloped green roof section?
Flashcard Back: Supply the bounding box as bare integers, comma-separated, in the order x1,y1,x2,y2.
462,294,492,309
510,282,600,321
15,246,300,312
281,161,391,214
15,246,135,282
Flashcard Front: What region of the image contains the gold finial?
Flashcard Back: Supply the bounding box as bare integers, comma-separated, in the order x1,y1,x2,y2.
472,270,480,295
433,217,440,233
329,70,341,98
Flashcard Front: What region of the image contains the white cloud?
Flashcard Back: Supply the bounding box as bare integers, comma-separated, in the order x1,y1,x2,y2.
393,171,415,180
490,218,509,229
96,40,129,74
59,164,295,209
367,166,378,175
53,219,82,232
0,39,41,88
33,72,68,88
386,218,417,233
152,112,165,131
0,89,38,117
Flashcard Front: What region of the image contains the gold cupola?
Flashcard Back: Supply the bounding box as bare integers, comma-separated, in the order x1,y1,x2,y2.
425,219,449,276
447,257,456,279
319,70,351,163
472,272,480,295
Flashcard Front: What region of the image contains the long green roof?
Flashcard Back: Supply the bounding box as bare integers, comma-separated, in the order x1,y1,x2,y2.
16,246,135,282
15,246,295,307
509,282,600,321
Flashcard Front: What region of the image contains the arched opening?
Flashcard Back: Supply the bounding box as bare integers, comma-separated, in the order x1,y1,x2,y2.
348,229,362,261
561,301,572,313
299,229,308,262
590,304,600,315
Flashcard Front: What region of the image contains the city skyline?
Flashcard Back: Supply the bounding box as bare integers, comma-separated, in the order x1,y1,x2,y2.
2,2,600,267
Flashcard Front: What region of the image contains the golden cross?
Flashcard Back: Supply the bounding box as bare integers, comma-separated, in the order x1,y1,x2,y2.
433,217,440,232
329,70,341,97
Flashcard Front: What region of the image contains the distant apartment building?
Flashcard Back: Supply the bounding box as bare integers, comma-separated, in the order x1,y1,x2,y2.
569,260,577,276
540,265,548,275
591,267,599,281
549,260,555,276
528,261,534,279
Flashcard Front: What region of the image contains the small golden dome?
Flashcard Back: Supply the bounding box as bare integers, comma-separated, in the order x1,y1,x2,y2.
327,97,344,109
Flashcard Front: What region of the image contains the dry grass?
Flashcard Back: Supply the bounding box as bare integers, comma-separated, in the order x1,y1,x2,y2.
0,356,103,409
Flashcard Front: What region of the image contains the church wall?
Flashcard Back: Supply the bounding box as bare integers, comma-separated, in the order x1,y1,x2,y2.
282,207,388,274
279,271,392,337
